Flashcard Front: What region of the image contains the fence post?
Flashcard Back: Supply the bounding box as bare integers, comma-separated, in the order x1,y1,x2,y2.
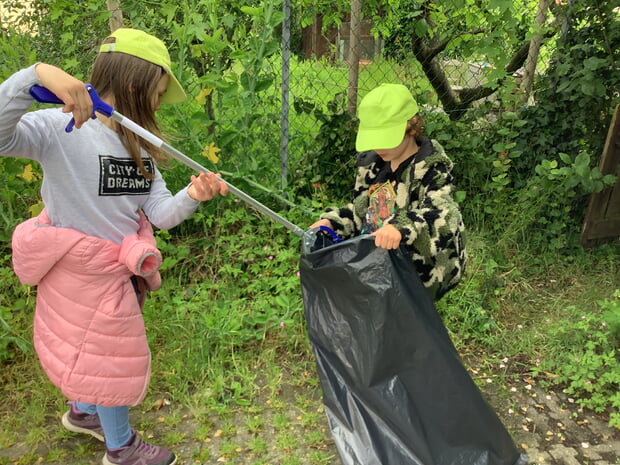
280,0,291,192
347,0,362,115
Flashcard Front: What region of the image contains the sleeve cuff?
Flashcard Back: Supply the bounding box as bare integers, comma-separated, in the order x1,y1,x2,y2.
181,185,201,206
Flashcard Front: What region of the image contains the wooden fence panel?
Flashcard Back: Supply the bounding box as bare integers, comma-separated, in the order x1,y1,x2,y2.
581,104,620,248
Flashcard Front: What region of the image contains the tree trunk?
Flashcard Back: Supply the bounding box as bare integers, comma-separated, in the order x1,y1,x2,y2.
521,0,551,101
106,0,123,32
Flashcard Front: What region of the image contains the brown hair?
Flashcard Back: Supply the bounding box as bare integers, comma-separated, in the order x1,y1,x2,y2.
405,114,425,139
90,38,168,179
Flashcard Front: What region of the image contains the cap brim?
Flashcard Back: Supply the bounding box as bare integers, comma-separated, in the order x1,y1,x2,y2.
160,72,186,104
355,122,407,152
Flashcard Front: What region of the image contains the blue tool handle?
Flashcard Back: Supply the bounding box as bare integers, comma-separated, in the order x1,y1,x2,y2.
29,85,64,104
29,84,114,132
319,225,343,243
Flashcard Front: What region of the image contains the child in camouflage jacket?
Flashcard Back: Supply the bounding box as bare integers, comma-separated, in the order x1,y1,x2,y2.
310,84,466,300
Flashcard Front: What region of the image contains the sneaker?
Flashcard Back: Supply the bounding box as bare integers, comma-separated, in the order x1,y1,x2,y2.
102,431,176,465
61,401,105,442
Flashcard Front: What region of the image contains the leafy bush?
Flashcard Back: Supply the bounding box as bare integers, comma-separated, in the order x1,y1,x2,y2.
0,158,43,363
517,1,619,168
0,254,32,362
291,92,358,202
4,0,109,79
536,290,620,428
489,149,616,254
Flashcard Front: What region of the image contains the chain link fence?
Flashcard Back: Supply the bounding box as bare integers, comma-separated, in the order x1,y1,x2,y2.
263,0,559,198
1,0,615,207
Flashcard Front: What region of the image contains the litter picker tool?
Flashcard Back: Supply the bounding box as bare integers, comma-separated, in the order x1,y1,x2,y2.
30,83,307,238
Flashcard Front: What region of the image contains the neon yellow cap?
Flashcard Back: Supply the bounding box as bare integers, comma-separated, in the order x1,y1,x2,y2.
99,28,186,104
356,84,419,152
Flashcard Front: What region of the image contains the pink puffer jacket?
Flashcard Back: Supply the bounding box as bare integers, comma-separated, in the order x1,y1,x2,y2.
12,209,162,407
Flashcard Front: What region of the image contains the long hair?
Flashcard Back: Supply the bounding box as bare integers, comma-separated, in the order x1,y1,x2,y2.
89,41,168,179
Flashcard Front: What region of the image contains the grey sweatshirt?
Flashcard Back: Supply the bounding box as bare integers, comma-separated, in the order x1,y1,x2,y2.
0,65,200,244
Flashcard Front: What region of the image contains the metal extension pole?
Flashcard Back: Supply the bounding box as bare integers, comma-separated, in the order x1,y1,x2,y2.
110,112,305,237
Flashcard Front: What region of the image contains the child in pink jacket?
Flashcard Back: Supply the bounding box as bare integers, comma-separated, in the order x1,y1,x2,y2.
0,28,228,465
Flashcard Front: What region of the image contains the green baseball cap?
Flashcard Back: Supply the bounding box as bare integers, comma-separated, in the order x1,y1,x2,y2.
355,83,419,152
99,28,186,104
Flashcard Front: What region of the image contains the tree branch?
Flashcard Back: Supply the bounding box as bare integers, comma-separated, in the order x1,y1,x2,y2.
403,0,567,120
416,30,555,120
428,29,486,61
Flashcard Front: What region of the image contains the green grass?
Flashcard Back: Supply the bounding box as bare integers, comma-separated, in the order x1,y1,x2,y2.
0,211,618,464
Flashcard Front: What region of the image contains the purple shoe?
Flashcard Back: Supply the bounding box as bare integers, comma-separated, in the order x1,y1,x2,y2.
103,431,176,465
61,400,105,442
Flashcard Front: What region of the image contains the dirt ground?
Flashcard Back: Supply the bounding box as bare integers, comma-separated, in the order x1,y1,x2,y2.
2,366,618,465
171,374,620,465
482,379,619,465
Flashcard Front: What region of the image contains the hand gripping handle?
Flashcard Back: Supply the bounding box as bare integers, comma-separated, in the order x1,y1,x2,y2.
30,84,114,132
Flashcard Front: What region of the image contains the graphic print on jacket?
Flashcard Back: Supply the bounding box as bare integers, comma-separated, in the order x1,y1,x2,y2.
364,181,397,233
99,156,154,195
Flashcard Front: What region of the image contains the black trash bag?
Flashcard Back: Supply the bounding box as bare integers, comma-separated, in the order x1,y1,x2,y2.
299,235,528,465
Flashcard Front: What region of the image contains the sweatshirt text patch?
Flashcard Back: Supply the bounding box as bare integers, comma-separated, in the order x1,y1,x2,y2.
99,156,153,195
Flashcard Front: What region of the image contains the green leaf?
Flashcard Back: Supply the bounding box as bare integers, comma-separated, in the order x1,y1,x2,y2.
414,19,428,38
454,190,467,203
254,76,274,93
240,6,263,16
559,153,572,164
582,57,607,71
489,0,512,12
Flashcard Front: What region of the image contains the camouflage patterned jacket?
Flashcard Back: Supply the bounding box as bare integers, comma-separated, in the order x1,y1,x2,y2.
320,137,466,300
